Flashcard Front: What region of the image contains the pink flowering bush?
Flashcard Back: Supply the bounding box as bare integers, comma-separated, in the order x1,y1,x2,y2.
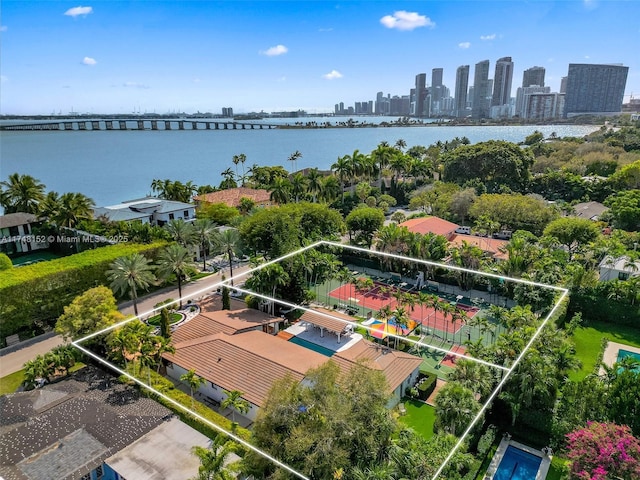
566,422,640,480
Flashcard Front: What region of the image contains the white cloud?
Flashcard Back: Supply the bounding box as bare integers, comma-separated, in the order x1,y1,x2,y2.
585,55,590,59
82,56,97,65
123,82,150,89
322,70,343,80
64,6,93,17
318,27,333,32
458,42,471,49
583,0,598,10
260,44,288,56
480,33,496,41
380,11,435,31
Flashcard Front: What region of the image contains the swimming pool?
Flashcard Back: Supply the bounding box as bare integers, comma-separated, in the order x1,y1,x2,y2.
494,445,542,480
289,336,335,357
617,349,640,371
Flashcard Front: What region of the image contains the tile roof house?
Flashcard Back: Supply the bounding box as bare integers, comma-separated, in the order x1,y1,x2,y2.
0,212,48,255
194,187,273,208
399,216,459,239
163,308,422,420
400,216,509,261
93,197,195,226
0,366,211,480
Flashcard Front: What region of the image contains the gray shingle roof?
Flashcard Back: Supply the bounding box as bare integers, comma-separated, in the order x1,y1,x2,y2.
0,366,171,480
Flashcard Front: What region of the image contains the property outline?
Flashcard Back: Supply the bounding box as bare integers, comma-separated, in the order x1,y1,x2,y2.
73,240,568,480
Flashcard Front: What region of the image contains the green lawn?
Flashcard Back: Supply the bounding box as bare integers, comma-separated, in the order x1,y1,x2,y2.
546,456,570,480
147,312,183,326
0,363,86,396
570,320,640,382
0,369,26,395
398,398,436,440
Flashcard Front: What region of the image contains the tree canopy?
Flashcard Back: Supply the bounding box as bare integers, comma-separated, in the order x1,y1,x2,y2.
442,140,534,193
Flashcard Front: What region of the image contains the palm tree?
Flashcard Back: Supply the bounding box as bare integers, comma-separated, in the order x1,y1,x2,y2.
245,263,289,315
192,218,217,271
331,156,351,201
287,150,302,174
216,228,242,285
306,168,323,202
107,253,157,316
191,433,240,480
220,168,237,189
0,173,46,214
164,218,196,248
290,172,308,203
38,191,61,222
180,369,205,408
157,243,197,308
434,382,481,436
439,301,455,343
153,336,175,373
448,359,493,399
321,175,341,203
269,176,291,204
54,192,95,228
394,138,407,151
221,389,250,424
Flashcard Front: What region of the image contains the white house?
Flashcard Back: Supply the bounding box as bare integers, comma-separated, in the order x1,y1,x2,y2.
0,212,49,255
599,255,640,281
93,197,195,227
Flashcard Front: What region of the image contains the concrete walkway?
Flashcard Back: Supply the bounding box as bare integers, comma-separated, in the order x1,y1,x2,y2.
0,264,252,377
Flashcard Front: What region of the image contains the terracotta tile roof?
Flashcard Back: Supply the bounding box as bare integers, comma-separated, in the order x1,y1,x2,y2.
171,308,277,344
164,330,327,407
400,216,459,239
194,188,272,208
449,234,509,260
332,339,422,393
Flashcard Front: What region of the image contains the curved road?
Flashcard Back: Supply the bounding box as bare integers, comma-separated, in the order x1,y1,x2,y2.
0,264,252,377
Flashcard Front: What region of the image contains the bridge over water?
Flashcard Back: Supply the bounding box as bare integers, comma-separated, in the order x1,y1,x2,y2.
0,119,280,131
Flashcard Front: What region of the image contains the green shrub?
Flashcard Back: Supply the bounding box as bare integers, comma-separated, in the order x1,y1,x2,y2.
0,242,166,340
417,372,438,400
0,253,12,271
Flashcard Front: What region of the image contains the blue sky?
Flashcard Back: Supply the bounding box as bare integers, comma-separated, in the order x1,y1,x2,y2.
1,1,638,115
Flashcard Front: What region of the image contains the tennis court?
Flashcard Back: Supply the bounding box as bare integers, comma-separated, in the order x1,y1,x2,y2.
441,345,467,368
328,283,396,311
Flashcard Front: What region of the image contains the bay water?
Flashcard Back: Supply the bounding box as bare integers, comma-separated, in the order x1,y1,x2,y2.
1,120,598,206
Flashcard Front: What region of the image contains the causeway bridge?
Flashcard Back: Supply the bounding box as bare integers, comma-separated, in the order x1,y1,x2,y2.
0,119,280,131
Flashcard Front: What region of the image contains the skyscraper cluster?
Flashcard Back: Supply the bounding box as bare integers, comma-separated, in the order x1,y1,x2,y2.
334,60,628,120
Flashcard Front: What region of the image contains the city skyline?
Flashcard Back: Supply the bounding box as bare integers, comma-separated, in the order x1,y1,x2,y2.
1,1,639,115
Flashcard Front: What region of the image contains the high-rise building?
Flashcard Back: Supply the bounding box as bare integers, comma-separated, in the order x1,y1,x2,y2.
432,68,443,88
564,63,628,117
454,65,470,117
413,73,428,117
492,56,514,107
472,60,491,119
515,86,550,117
522,66,545,88
560,77,568,94
222,107,233,117
524,93,565,120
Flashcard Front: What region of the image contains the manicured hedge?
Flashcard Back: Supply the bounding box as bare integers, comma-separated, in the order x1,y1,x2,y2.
568,290,640,325
417,371,438,401
0,242,166,341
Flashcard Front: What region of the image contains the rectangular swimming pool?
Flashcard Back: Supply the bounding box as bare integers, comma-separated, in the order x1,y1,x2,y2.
617,349,640,372
494,445,542,480
288,336,335,357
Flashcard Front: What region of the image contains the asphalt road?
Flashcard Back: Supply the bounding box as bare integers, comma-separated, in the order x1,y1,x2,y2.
0,264,253,377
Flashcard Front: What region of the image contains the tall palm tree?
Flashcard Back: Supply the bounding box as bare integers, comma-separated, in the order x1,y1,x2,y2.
157,243,197,308
287,150,302,174
214,228,241,285
38,191,61,222
434,382,481,436
54,192,95,228
180,369,205,408
331,156,352,201
448,359,493,399
0,173,46,214
321,175,341,203
245,263,289,315
107,253,157,316
164,218,196,248
306,168,323,202
192,218,217,271
221,389,250,424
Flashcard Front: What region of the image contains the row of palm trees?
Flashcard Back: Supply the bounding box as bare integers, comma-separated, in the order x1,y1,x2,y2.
1,173,95,228
106,219,242,315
